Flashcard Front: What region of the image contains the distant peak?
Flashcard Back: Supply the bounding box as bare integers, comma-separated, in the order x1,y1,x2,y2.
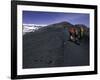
55,21,73,25
48,21,73,26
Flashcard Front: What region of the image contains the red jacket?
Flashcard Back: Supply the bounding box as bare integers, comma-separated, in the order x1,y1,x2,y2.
69,27,76,34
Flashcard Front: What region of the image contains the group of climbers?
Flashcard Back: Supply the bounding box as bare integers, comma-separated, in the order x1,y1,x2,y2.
68,27,84,44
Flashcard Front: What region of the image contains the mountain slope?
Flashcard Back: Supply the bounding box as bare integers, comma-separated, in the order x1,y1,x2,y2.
23,21,89,68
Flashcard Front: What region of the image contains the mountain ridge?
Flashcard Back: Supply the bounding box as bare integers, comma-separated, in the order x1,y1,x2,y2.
24,21,89,35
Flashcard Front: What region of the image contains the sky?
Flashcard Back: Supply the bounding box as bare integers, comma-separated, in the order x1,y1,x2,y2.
23,11,90,27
